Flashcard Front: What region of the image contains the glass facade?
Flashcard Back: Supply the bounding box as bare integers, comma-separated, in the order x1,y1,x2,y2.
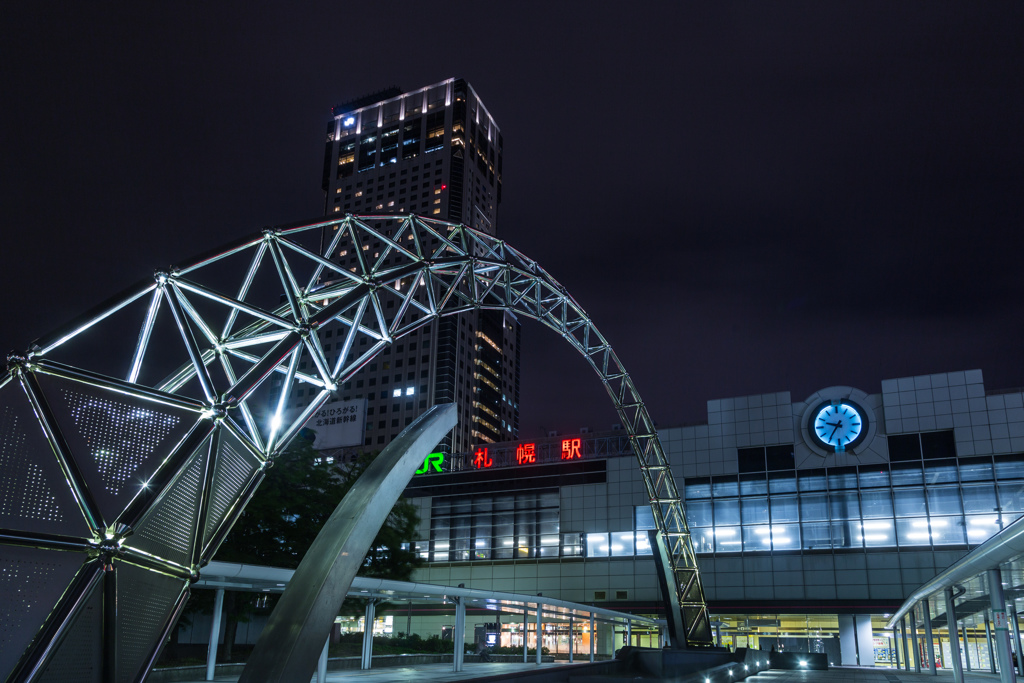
683,447,1024,554
584,531,653,557
425,489,576,561
708,614,902,668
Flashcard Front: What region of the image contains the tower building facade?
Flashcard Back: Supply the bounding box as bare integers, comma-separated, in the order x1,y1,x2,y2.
312,78,519,456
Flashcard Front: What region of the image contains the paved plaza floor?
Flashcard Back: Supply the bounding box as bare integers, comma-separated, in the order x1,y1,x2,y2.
742,667,1011,683
177,660,581,682
173,663,1017,683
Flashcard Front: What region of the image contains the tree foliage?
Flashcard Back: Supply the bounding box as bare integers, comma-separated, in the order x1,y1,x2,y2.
215,434,422,576
201,434,423,656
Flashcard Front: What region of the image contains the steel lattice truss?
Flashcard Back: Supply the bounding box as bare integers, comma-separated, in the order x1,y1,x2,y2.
0,214,710,682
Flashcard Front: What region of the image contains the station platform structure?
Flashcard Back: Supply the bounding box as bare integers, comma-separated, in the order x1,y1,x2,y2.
179,561,662,682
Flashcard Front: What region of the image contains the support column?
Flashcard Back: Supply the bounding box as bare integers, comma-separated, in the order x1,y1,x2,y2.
361,599,376,670
1009,602,1023,674
945,588,964,683
206,588,225,681
626,621,632,648
900,619,911,672
910,611,922,673
986,612,996,673
523,609,529,663
987,567,1015,683
569,618,577,663
453,597,465,672
590,614,596,663
963,622,972,672
535,605,542,665
893,628,901,670
406,599,413,638
839,614,859,666
922,601,937,675
569,617,574,663
316,637,328,683
856,614,877,669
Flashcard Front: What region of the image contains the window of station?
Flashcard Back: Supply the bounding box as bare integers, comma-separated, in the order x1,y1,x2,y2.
705,613,900,667
584,531,652,558
679,439,1024,554
426,490,565,561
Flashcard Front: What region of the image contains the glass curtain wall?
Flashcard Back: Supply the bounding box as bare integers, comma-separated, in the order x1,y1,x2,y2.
683,445,1024,554
427,489,569,561
708,614,899,668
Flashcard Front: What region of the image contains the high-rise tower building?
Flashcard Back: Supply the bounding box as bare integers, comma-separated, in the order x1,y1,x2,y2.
314,78,520,456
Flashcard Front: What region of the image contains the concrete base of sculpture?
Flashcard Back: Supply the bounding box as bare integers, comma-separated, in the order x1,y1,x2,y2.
238,404,457,683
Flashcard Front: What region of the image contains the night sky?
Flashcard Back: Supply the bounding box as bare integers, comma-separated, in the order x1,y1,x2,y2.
3,4,1022,439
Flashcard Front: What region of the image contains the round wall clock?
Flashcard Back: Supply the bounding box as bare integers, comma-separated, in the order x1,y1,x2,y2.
808,400,867,452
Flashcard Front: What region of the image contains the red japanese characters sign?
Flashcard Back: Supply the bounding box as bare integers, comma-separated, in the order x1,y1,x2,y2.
468,436,586,469
472,447,493,469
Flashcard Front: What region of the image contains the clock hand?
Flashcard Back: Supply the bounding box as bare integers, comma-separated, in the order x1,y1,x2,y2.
829,424,839,440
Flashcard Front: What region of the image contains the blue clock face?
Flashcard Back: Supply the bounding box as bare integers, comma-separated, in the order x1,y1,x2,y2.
811,401,865,452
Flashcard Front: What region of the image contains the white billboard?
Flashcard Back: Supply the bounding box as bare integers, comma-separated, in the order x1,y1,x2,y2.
304,398,366,450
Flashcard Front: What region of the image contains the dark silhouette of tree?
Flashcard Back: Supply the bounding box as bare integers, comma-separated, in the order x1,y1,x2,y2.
204,434,422,661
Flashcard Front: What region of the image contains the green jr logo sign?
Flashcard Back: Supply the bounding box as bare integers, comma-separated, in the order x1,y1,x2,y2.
415,452,444,475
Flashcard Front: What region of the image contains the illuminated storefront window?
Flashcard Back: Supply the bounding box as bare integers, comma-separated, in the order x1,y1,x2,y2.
334,614,393,636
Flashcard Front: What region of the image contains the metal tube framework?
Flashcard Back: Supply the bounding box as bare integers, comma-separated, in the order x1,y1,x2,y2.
0,214,711,683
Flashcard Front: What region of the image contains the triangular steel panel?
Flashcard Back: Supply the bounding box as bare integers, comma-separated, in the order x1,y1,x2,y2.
681,570,704,604
684,606,712,642
0,381,91,538
203,430,260,551
114,562,186,683
35,373,201,526
0,546,89,680
126,436,211,568
37,569,104,683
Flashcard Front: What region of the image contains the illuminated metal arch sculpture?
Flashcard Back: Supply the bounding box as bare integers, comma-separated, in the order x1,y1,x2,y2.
0,214,710,682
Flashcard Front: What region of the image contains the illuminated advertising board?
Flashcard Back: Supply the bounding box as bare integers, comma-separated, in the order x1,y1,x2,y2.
303,397,367,450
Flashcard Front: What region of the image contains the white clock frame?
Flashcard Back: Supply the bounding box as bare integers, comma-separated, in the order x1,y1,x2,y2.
799,386,878,457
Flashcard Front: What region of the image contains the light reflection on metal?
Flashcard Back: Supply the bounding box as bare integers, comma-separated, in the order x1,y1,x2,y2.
0,213,710,682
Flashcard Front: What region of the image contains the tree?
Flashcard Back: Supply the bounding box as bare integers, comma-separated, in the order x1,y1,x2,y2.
209,434,422,658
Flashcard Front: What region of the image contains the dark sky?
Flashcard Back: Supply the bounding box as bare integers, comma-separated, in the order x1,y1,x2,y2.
2,4,1022,439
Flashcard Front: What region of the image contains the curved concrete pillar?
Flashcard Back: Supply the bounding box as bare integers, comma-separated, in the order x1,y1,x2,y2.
239,404,457,683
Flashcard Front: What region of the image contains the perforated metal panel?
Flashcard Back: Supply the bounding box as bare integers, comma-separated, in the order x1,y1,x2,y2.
115,563,186,683
0,546,88,678
36,373,199,524
203,430,259,550
0,382,89,537
62,388,180,493
37,570,103,683
128,439,209,567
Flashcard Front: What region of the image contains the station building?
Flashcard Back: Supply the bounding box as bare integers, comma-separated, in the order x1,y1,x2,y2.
399,368,1024,665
